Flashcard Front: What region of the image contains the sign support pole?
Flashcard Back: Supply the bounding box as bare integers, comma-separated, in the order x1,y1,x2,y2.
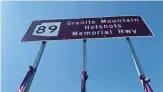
19,41,47,92
25,41,47,92
33,41,47,69
81,39,88,92
83,39,87,72
126,37,153,92
126,37,144,76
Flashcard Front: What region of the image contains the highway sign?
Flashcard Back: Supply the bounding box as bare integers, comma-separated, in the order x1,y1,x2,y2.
22,16,153,42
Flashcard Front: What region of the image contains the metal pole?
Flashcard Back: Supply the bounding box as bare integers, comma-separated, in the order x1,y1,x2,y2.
126,37,144,76
126,37,152,85
81,39,88,92
126,37,145,87
126,37,154,92
83,39,87,71
33,41,47,69
24,41,47,92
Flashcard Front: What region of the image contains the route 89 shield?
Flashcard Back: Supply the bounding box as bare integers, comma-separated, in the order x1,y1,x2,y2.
32,22,61,36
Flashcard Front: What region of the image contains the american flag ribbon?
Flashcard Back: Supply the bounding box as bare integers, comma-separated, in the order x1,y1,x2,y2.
140,75,153,92
81,71,88,92
18,66,36,92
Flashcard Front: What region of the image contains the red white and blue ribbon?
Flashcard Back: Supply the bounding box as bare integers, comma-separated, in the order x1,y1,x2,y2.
81,71,88,92
18,66,36,92
140,75,153,92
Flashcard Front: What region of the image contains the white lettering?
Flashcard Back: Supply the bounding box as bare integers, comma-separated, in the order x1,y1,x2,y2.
109,25,114,28
92,21,96,24
80,21,85,24
79,32,83,36
124,29,131,34
122,19,126,22
105,31,109,34
107,20,112,23
92,31,96,35
72,31,78,36
130,18,134,22
84,32,91,35
67,21,72,25
97,31,100,35
118,29,124,34
134,19,139,22
72,30,114,36
101,19,107,23
100,18,140,24
101,30,104,35
91,26,95,29
95,25,99,29
126,19,130,22
85,25,90,30
117,19,122,23
109,30,113,34
104,25,108,29
132,29,137,34
76,22,79,25
117,24,122,28
112,20,116,23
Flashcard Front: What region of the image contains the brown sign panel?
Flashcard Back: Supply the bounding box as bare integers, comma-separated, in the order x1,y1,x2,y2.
22,16,153,42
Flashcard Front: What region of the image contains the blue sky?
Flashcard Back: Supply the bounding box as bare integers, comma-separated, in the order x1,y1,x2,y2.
1,1,163,92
